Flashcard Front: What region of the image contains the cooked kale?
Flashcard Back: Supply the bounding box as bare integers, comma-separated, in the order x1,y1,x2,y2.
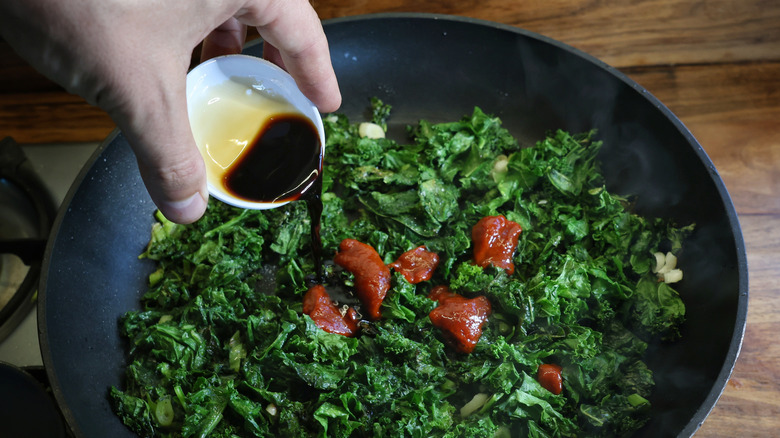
111,99,691,437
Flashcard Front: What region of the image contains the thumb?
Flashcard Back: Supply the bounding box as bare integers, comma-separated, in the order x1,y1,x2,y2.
114,77,209,224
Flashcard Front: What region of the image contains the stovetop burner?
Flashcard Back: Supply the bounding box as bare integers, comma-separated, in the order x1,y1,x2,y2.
0,137,56,342
0,137,70,437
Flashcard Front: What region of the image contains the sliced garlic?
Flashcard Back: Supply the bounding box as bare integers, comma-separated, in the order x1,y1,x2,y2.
658,252,677,274
653,251,683,283
358,122,385,139
663,269,683,284
652,252,665,273
653,251,677,273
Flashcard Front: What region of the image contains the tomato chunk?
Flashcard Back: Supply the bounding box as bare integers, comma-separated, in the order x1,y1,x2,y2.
333,238,390,320
428,286,492,354
302,285,359,337
472,215,522,274
537,363,563,395
389,246,440,284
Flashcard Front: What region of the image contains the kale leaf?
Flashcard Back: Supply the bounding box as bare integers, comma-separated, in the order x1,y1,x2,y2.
111,99,692,437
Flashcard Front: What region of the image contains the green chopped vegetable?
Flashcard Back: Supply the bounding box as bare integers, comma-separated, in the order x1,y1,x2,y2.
111,99,692,437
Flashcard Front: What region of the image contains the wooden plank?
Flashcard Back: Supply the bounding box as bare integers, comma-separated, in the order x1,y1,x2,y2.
312,0,780,67
0,92,115,144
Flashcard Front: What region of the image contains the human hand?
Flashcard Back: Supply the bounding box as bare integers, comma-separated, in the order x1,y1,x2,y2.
0,0,341,223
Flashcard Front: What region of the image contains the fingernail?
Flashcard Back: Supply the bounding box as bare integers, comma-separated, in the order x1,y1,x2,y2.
163,190,208,224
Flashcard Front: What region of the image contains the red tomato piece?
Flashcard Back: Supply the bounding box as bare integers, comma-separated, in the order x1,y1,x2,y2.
428,287,492,354
537,363,563,395
389,246,440,284
302,285,359,337
472,215,522,275
333,238,390,320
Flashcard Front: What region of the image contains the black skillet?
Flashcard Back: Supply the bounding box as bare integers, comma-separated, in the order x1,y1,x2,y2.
39,13,748,437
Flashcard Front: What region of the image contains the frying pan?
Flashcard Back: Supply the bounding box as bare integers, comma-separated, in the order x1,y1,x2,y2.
39,13,748,437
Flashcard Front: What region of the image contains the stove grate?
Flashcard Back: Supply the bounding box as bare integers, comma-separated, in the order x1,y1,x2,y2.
0,137,56,342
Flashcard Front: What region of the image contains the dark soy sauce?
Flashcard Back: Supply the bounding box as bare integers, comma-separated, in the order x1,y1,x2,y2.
302,176,324,282
222,113,325,282
224,114,322,203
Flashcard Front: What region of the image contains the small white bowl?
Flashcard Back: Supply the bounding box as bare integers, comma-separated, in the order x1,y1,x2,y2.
186,54,325,210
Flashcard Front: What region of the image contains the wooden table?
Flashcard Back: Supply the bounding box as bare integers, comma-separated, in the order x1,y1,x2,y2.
1,1,778,436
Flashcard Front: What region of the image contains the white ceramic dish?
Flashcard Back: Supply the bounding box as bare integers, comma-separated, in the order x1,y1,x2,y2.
186,54,325,210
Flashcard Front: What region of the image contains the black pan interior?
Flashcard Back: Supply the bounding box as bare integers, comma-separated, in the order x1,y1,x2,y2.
39,13,747,438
